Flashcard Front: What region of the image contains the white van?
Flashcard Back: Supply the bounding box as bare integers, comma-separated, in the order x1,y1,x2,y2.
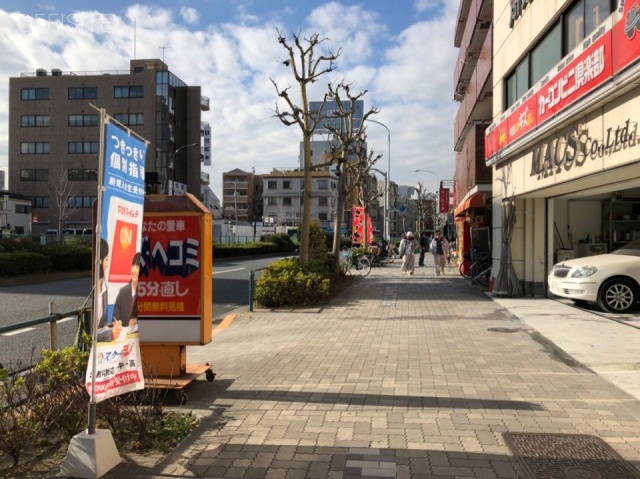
45,229,59,235
61,228,81,235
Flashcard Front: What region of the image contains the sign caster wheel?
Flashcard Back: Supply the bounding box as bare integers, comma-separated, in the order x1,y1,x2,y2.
205,368,216,382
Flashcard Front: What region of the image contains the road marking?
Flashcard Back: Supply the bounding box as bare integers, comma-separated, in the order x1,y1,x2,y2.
212,314,236,337
212,268,245,275
3,327,36,336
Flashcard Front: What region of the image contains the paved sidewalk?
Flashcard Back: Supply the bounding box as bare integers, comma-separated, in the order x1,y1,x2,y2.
102,259,640,479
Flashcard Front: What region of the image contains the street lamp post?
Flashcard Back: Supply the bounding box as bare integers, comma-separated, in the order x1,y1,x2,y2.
171,142,200,194
370,167,387,243
415,169,439,230
367,119,391,242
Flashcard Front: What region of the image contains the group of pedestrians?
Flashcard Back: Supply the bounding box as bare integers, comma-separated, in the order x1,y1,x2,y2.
399,230,450,276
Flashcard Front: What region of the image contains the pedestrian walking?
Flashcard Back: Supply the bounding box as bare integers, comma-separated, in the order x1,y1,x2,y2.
418,231,429,267
430,229,450,276
399,231,420,276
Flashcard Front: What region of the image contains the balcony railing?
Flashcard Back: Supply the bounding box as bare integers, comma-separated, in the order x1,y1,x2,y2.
200,96,210,111
454,24,493,151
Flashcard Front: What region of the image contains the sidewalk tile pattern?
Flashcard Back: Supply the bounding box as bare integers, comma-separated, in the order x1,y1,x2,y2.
101,261,640,479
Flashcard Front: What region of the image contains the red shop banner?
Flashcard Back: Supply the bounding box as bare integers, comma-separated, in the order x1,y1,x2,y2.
138,215,202,319
439,188,450,213
612,0,640,73
485,9,640,162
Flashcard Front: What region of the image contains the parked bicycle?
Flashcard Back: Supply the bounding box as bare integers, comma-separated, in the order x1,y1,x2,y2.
341,247,372,276
459,250,492,287
367,241,395,266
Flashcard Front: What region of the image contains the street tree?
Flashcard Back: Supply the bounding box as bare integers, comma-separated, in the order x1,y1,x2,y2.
314,82,380,271
347,143,383,250
271,30,340,264
49,169,77,234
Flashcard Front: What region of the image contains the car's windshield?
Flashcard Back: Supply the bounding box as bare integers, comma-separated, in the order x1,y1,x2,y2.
612,238,640,256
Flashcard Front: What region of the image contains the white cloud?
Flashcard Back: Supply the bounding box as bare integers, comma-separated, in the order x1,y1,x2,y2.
0,2,460,197
180,7,199,25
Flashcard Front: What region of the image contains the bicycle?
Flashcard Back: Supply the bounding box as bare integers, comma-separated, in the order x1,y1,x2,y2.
459,250,492,287
340,247,372,276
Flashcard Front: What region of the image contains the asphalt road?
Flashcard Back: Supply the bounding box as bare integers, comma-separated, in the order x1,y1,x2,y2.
0,255,290,369
213,255,293,319
0,277,92,369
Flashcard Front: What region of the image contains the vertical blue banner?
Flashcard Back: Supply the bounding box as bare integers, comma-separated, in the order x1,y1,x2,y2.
87,121,148,402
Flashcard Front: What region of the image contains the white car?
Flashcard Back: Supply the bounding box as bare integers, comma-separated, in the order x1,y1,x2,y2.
548,240,640,313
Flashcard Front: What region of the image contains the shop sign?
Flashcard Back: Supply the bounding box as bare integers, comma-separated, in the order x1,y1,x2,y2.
612,0,640,72
530,118,638,179
439,188,450,213
509,0,534,28
487,6,640,163
139,216,202,318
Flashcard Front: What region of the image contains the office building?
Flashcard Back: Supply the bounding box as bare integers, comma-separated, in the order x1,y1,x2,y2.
9,59,207,233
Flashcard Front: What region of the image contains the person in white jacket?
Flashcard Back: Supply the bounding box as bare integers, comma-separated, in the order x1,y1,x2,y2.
399,231,420,276
430,229,450,276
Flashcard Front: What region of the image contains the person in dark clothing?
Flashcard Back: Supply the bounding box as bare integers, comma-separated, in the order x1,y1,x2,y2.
112,253,141,328
418,232,429,267
429,229,450,276
95,238,122,342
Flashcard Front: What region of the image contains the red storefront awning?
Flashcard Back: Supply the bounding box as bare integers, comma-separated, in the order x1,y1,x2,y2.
454,192,485,217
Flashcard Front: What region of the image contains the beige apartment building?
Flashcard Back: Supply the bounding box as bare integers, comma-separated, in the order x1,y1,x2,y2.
480,0,640,295
9,59,207,233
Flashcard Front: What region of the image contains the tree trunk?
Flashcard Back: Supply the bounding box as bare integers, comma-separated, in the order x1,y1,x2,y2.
299,84,312,264
332,161,345,274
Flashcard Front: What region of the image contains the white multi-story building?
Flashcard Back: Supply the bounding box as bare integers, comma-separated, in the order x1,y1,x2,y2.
262,169,339,229
0,191,32,235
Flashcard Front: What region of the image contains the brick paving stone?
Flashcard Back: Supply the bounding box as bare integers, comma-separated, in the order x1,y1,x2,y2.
99,266,640,479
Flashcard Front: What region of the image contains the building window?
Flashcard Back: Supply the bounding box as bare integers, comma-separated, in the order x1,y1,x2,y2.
530,21,562,85
318,180,328,190
283,180,291,189
32,196,50,208
68,114,99,127
114,85,144,98
68,142,98,154
69,196,96,208
504,0,613,109
21,142,50,154
21,115,50,127
283,197,292,206
267,197,278,206
318,196,328,206
114,113,144,125
564,0,612,52
21,88,49,100
20,169,50,181
68,168,98,181
15,204,31,214
68,87,98,99
267,180,277,189
318,213,328,221
331,181,337,190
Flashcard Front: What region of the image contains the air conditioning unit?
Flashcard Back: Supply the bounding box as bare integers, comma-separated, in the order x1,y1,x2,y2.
36,68,47,77
51,68,62,76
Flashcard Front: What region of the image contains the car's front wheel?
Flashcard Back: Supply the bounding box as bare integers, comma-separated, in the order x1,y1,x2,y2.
597,278,638,313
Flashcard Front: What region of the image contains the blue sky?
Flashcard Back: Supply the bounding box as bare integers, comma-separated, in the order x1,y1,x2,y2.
0,1,459,196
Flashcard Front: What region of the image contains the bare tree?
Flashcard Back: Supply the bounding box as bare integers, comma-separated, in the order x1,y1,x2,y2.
49,169,77,234
314,82,380,270
271,30,340,264
348,145,383,249
247,186,263,242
